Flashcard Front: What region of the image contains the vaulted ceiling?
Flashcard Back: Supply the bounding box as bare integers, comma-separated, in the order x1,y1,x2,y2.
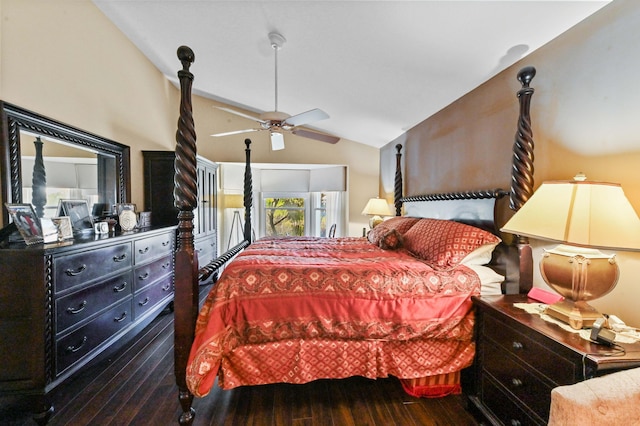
93,1,610,148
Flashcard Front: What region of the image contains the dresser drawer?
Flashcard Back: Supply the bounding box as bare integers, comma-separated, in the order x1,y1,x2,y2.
483,343,553,419
133,254,172,292
55,271,132,334
481,373,543,426
55,298,132,376
483,314,576,385
134,232,173,264
133,277,173,320
54,243,132,292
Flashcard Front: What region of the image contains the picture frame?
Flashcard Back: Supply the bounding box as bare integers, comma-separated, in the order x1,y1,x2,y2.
114,203,136,216
59,199,93,233
4,203,44,245
51,216,74,240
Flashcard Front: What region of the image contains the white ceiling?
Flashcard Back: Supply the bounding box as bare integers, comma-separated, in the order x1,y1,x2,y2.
93,0,611,149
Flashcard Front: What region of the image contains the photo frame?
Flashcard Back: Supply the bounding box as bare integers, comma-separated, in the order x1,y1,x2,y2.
114,203,136,216
59,199,93,233
51,216,73,240
4,203,44,245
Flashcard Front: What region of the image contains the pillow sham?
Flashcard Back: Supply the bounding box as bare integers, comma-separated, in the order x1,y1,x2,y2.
460,241,500,266
403,218,501,267
378,228,403,250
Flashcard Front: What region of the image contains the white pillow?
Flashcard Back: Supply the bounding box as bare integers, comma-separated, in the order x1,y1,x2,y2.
460,241,500,266
466,264,504,296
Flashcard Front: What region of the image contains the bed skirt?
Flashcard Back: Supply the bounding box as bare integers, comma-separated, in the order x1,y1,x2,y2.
206,337,474,398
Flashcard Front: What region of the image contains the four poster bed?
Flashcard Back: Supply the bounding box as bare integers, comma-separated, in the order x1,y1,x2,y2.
171,46,536,425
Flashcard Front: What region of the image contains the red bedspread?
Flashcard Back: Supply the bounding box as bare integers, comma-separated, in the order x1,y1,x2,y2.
186,237,480,397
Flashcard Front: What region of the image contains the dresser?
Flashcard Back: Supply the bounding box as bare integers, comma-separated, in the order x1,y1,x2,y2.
142,151,217,273
0,226,175,422
469,294,640,425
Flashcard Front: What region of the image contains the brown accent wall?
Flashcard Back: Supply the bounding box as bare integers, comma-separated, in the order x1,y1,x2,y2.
380,0,640,326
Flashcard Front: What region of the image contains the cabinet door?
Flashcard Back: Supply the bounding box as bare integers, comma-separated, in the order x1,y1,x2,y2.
195,159,217,237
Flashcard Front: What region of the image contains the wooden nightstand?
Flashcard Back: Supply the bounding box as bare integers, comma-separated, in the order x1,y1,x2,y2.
468,294,640,425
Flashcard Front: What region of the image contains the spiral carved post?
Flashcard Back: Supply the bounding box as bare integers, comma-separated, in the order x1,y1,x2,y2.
243,139,253,242
509,66,536,293
394,144,403,216
31,137,47,218
173,45,198,426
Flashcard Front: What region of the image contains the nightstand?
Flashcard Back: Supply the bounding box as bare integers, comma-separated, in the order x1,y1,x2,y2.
468,294,640,425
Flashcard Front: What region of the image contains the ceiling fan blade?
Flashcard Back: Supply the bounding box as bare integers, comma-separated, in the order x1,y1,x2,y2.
283,108,329,127
216,106,268,124
270,132,285,151
292,129,340,144
211,129,259,137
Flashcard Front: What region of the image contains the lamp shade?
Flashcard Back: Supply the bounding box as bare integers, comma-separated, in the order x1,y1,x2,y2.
225,194,245,209
501,179,640,251
361,198,392,217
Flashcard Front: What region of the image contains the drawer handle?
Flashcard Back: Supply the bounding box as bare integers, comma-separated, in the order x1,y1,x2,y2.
113,282,128,292
162,283,171,292
138,272,150,281
113,253,127,262
138,297,150,306
65,264,86,276
66,336,87,353
138,247,149,254
162,262,170,269
511,378,523,387
162,240,170,247
510,420,522,426
114,312,127,322
66,300,87,314
512,341,523,350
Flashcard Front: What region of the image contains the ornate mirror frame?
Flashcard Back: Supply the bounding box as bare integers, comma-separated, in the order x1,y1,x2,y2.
0,101,131,225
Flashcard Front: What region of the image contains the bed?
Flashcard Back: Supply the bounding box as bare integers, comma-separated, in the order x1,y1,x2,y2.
171,45,537,425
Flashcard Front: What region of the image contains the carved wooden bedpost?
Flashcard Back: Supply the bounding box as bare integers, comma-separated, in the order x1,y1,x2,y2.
394,144,403,216
173,45,198,426
31,137,46,218
509,66,536,292
243,138,253,242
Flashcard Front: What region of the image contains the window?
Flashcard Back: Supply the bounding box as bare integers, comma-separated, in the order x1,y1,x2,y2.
263,195,308,237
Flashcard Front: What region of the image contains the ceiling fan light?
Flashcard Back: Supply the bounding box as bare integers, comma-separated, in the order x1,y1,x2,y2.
270,132,285,151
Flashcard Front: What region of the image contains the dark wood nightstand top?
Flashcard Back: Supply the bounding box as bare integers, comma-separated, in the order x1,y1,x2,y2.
473,294,640,375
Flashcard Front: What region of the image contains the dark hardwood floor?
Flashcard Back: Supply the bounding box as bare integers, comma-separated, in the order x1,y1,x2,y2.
1,291,481,426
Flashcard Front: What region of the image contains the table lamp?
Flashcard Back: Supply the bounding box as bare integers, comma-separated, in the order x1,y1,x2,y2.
501,174,640,329
362,197,392,228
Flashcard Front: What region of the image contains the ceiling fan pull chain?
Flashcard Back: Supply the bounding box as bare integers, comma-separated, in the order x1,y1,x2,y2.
274,45,278,112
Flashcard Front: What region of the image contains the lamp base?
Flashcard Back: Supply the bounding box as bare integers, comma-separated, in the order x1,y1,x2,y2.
369,215,383,228
544,299,603,330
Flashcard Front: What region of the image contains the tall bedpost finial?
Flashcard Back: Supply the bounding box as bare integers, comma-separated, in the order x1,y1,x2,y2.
509,66,536,293
510,66,536,212
173,45,198,426
243,139,253,242
394,144,403,216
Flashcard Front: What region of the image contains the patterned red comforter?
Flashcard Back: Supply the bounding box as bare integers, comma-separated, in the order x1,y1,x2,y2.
186,237,480,397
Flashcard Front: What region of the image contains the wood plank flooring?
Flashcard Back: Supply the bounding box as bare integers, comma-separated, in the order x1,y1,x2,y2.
1,292,481,426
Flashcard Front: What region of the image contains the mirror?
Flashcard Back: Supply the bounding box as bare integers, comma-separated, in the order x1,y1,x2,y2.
1,101,130,225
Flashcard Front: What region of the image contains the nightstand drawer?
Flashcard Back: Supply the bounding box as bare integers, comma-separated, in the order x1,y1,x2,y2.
484,314,575,385
483,343,553,419
481,374,543,426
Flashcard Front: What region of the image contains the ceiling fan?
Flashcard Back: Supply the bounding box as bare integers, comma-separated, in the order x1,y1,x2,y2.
211,32,340,150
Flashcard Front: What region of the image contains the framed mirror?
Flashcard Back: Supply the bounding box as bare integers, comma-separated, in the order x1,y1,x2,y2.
0,101,131,225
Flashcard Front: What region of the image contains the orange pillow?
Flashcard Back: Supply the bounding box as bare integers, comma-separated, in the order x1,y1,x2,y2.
378,229,404,250
367,216,420,245
403,218,500,267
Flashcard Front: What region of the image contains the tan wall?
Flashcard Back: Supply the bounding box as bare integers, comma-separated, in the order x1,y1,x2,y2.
0,0,379,236
381,0,640,326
